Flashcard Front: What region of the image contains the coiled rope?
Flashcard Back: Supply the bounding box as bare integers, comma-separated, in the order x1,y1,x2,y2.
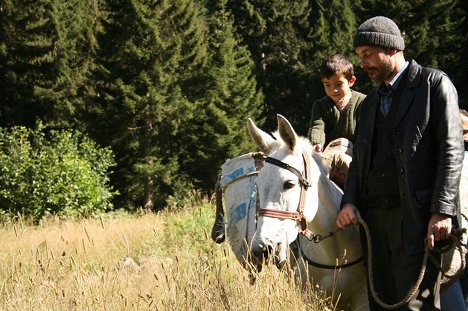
358,218,466,309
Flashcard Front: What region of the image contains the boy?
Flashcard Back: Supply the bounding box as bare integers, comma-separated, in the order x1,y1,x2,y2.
308,54,366,153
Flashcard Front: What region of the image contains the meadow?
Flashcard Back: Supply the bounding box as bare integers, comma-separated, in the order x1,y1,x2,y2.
0,201,335,311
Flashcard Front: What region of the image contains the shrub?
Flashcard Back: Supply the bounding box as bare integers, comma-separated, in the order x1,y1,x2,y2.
0,124,116,220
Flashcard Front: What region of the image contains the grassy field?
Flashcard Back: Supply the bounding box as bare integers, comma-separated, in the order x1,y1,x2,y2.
0,202,335,311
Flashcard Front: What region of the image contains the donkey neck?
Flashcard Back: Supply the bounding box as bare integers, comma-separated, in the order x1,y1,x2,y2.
309,172,342,234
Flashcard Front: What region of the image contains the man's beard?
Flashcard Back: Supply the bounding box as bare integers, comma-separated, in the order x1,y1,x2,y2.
367,58,394,85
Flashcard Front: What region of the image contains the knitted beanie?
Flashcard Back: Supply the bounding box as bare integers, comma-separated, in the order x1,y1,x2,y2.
353,16,405,50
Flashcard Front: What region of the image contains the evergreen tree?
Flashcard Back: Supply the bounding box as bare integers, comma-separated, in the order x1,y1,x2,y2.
308,0,360,96
395,0,463,77
218,0,313,135
351,0,465,98
0,0,101,129
93,0,208,211
178,0,264,192
308,0,356,62
457,0,468,108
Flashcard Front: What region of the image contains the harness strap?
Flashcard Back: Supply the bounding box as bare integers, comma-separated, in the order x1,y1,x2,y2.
257,209,302,220
299,152,311,232
302,253,364,270
258,151,311,233
297,231,364,270
258,150,364,271
264,155,311,188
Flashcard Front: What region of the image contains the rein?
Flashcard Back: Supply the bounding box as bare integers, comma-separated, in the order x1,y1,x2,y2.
297,234,364,269
296,227,364,269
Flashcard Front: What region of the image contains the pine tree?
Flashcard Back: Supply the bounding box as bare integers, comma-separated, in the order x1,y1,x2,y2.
218,0,313,135
93,0,208,211
307,0,359,99
309,0,356,60
178,0,264,192
457,0,468,108
351,0,465,97
0,0,101,129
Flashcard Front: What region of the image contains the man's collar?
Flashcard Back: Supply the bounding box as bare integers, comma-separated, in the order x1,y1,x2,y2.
388,61,409,88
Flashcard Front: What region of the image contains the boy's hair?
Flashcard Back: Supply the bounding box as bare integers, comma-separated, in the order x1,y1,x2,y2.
320,54,354,80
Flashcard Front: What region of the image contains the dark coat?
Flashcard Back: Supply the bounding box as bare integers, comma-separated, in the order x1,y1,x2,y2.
341,60,464,255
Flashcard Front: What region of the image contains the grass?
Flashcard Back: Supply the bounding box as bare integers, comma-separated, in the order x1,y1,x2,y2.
0,202,336,311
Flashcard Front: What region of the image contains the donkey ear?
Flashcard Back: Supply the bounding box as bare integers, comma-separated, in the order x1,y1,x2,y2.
277,114,297,151
247,118,277,154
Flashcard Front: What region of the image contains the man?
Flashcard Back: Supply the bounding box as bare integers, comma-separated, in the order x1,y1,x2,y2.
462,109,468,151
335,16,464,310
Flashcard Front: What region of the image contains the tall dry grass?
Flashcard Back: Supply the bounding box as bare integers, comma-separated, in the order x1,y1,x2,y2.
0,203,335,311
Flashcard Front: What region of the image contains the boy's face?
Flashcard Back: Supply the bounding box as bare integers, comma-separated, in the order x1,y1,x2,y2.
321,74,356,104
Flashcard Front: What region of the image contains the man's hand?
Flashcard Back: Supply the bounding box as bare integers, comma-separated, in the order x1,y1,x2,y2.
336,203,361,229
426,213,452,250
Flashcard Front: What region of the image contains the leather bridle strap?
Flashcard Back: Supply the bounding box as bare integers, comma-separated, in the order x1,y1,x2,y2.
257,151,313,238
263,156,311,188
257,209,303,220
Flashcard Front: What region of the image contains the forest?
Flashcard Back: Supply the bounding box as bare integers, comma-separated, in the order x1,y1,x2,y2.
1,0,467,215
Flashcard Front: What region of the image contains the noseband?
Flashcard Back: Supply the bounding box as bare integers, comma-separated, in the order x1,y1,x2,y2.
255,150,364,270
257,151,314,239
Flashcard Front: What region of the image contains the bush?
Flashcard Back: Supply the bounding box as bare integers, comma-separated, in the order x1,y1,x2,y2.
0,124,117,220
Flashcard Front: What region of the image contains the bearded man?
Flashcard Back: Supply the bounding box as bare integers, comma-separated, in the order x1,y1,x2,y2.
336,16,464,310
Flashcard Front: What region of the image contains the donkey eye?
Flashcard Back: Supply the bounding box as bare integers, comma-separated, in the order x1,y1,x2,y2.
284,180,296,190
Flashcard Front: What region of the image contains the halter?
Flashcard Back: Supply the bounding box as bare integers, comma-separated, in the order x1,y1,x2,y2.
256,150,364,270
256,151,314,239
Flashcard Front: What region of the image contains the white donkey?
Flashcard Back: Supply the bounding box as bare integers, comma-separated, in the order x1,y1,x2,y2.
248,114,368,310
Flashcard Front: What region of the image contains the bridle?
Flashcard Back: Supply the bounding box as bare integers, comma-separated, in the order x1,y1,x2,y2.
256,150,364,269
256,151,314,240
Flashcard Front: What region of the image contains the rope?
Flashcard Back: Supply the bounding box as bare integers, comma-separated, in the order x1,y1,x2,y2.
428,230,466,288
359,218,429,309
358,218,466,309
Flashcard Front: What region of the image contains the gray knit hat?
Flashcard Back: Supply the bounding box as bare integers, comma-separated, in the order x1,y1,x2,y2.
353,16,405,50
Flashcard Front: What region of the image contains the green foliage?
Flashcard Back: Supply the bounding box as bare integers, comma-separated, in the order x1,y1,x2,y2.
177,1,264,192
221,0,313,134
458,0,468,109
0,125,116,220
351,0,466,95
92,0,209,211
0,0,102,130
0,0,467,211
162,202,216,253
309,0,357,63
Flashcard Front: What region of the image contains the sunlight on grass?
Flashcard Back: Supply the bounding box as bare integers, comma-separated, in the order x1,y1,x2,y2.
0,204,335,310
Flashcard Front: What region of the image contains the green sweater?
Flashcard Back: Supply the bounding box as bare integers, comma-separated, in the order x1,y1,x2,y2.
308,91,366,147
